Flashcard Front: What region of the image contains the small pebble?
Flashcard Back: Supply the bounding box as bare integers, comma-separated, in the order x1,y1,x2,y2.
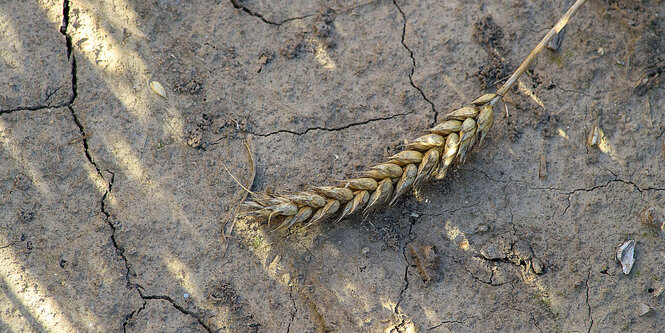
532,258,543,274
183,293,189,299
638,303,651,317
475,224,489,233
616,240,635,275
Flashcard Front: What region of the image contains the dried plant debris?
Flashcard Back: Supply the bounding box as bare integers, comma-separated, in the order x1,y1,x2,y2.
616,240,635,275
409,243,441,284
547,27,566,52
149,80,168,99
240,0,590,230
633,67,662,96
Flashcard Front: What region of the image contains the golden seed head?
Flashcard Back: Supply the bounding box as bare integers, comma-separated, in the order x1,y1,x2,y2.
243,0,589,229
408,133,446,150
476,104,494,144
314,186,354,202
364,178,394,215
274,202,299,217
415,148,440,188
430,120,462,135
459,118,477,141
436,133,460,180
389,150,423,166
444,106,479,121
285,193,327,208
345,178,379,191
309,199,341,225
366,163,403,179
390,163,418,206
471,93,497,106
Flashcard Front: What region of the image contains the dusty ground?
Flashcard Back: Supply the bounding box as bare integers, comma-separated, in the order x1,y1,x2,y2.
1,0,664,332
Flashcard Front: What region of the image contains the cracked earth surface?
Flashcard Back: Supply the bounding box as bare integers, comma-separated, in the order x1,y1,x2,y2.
1,0,664,332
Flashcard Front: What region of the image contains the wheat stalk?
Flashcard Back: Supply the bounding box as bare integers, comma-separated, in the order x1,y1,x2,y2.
241,0,588,230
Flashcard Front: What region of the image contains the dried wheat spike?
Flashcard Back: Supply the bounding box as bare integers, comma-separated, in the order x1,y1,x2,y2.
242,98,495,229
240,0,588,229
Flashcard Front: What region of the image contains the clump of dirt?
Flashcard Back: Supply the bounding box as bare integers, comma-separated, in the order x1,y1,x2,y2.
601,0,651,29
187,113,213,149
473,16,505,55
174,77,203,95
280,33,308,59
370,219,405,250
280,8,337,59
475,60,511,90
313,8,335,38
186,113,247,149
208,282,260,332
473,16,512,90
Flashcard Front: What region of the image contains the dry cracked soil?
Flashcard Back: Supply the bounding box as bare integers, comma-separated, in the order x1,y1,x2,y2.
1,0,665,332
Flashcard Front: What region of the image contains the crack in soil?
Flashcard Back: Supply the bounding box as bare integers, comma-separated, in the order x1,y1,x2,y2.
448,250,512,287
469,168,664,218
140,294,214,332
0,0,77,115
420,201,480,218
122,301,146,333
251,112,409,137
229,0,314,26
391,0,438,126
560,177,662,216
390,215,416,332
426,315,478,331
286,286,297,333
507,304,545,333
555,85,601,99
584,270,593,333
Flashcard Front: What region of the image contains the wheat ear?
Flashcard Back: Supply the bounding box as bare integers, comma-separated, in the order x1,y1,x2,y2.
241,0,588,230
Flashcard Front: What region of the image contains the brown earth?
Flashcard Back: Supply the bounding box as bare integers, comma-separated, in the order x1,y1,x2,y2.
1,0,664,332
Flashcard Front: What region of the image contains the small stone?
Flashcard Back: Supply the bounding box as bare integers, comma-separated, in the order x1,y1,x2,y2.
532,258,543,274
360,247,370,255
474,224,489,233
638,303,651,317
616,240,635,275
410,213,419,218
480,244,504,260
183,293,189,299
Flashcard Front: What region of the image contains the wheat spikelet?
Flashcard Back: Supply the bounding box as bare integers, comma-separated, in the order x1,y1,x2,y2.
240,0,588,230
